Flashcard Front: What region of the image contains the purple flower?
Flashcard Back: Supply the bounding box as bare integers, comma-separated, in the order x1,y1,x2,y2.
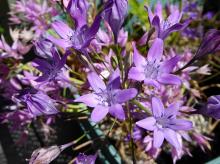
75,153,97,164
67,0,89,29
14,88,59,116
136,97,192,149
104,0,128,43
198,95,220,119
47,13,102,53
34,38,54,59
33,47,68,83
181,29,220,70
146,2,189,40
128,39,181,88
75,72,137,122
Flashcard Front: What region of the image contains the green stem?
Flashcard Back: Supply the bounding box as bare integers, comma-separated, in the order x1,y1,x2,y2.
127,102,136,164
131,99,151,115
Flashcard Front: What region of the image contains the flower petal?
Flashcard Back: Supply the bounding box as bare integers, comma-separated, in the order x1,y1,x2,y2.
91,105,109,123
157,73,182,85
153,128,164,148
163,128,181,149
147,38,163,63
160,56,181,73
109,104,125,120
165,101,181,119
144,79,161,89
136,117,156,131
151,97,164,118
115,88,137,103
167,119,193,131
87,72,106,93
46,36,69,50
128,67,145,81
51,21,73,39
75,93,99,107
132,42,146,67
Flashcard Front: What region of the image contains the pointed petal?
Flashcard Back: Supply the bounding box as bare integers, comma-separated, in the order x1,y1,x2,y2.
151,97,164,118
160,56,181,73
47,36,69,50
90,105,109,123
75,93,99,107
109,104,125,120
152,15,161,37
167,119,193,131
161,22,188,40
147,38,163,63
157,73,182,85
35,74,49,82
144,79,161,89
115,88,137,103
165,101,181,119
128,67,145,81
51,21,73,39
87,72,106,93
136,117,156,131
153,129,164,148
132,42,146,67
163,128,181,149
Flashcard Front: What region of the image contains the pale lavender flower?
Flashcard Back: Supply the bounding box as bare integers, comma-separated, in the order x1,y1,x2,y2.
128,39,181,88
67,0,89,29
33,47,68,83
192,133,212,152
75,72,137,122
136,97,192,149
0,35,31,59
29,142,73,164
104,0,128,43
146,2,189,40
75,153,97,164
14,88,59,116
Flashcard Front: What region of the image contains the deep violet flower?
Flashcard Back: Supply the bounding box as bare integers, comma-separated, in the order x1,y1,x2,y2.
75,72,137,123
47,13,102,53
146,2,189,40
198,95,220,119
33,47,68,83
180,29,220,70
128,39,181,88
136,97,192,149
75,153,97,164
14,88,59,116
67,0,89,29
104,0,128,43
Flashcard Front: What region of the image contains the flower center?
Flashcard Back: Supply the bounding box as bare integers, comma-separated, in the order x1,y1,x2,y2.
143,61,160,79
95,88,117,106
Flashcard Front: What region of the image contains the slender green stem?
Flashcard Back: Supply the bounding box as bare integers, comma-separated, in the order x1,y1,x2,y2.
131,99,151,115
127,102,136,164
107,118,117,136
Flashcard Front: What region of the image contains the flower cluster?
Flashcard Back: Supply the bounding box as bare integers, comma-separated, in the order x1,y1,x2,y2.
1,0,220,163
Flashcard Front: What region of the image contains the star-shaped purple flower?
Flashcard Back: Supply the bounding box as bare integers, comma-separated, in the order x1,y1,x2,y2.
75,72,137,123
128,39,181,88
14,88,59,116
146,2,189,40
47,13,102,53
34,47,68,83
136,97,193,149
